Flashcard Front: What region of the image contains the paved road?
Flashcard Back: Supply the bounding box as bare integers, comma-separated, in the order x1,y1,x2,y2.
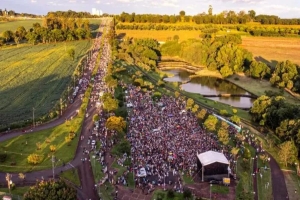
0,18,112,200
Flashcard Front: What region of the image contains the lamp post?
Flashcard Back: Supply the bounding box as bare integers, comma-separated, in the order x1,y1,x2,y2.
32,107,35,127
210,184,212,200
5,173,12,194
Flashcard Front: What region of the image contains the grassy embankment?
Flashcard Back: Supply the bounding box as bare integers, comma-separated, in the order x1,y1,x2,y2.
0,115,83,173
60,168,80,186
0,40,92,128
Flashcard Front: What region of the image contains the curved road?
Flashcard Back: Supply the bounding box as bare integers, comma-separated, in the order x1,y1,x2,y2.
0,18,112,200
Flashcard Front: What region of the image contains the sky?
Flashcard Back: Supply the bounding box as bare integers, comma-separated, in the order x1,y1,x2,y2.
1,0,300,18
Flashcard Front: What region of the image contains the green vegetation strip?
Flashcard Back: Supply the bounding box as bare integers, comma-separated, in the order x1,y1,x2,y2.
60,168,80,187
257,158,272,200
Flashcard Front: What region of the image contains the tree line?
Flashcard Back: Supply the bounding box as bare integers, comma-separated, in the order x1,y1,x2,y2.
0,8,40,18
115,9,300,25
0,16,92,46
116,23,300,37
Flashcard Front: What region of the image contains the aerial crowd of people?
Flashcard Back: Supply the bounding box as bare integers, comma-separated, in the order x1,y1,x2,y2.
124,85,236,192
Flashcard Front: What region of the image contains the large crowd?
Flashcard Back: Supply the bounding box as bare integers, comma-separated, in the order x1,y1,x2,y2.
126,85,236,190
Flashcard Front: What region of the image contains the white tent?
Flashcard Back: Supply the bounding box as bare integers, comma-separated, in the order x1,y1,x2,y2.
197,151,229,182
197,151,229,166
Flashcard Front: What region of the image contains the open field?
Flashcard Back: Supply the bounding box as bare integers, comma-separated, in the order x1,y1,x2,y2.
0,116,82,173
60,168,80,186
0,19,42,36
227,74,300,105
241,36,300,67
0,40,92,127
116,29,201,42
0,18,101,37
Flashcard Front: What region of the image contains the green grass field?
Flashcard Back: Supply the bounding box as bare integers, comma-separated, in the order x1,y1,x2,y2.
60,168,81,186
0,116,82,172
0,19,42,36
0,40,92,127
227,74,300,105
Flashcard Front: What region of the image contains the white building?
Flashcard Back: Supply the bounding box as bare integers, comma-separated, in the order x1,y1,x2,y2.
92,8,102,16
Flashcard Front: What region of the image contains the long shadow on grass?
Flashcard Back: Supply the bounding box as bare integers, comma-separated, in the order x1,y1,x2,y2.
0,74,71,129
254,56,278,69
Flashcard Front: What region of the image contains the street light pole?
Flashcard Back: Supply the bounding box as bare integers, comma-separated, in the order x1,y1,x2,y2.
32,107,35,127
210,184,212,200
6,173,12,194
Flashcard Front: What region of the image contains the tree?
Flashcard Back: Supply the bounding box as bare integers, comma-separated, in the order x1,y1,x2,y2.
220,65,233,77
93,114,100,122
208,5,213,15
218,127,229,145
230,115,240,124
204,115,218,131
36,142,42,150
197,109,207,120
27,154,43,164
2,30,13,42
174,91,180,98
248,10,256,20
24,179,76,200
192,104,199,113
179,10,185,17
186,98,194,110
278,141,298,167
67,48,75,60
103,97,118,112
105,116,126,133
49,145,56,152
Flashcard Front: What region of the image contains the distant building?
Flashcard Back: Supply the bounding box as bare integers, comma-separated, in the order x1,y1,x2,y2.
91,8,102,16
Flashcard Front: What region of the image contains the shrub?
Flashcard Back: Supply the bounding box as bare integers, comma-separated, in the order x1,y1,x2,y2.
220,109,228,116
0,153,7,162
27,154,43,165
167,189,175,199
183,188,192,199
49,145,56,152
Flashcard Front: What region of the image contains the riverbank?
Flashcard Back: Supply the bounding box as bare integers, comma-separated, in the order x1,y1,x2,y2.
227,74,300,105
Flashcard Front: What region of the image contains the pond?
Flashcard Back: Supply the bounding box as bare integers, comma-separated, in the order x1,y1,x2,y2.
163,69,255,108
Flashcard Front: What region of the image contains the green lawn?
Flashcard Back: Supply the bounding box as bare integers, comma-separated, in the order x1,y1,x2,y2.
227,74,300,105
0,186,30,199
182,175,194,184
90,154,105,182
0,19,42,36
100,182,114,200
0,116,82,172
0,40,92,128
257,157,272,200
60,168,80,186
211,185,229,194
151,190,186,200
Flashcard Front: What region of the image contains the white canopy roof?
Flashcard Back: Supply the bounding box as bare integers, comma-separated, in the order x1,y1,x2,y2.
197,151,229,166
